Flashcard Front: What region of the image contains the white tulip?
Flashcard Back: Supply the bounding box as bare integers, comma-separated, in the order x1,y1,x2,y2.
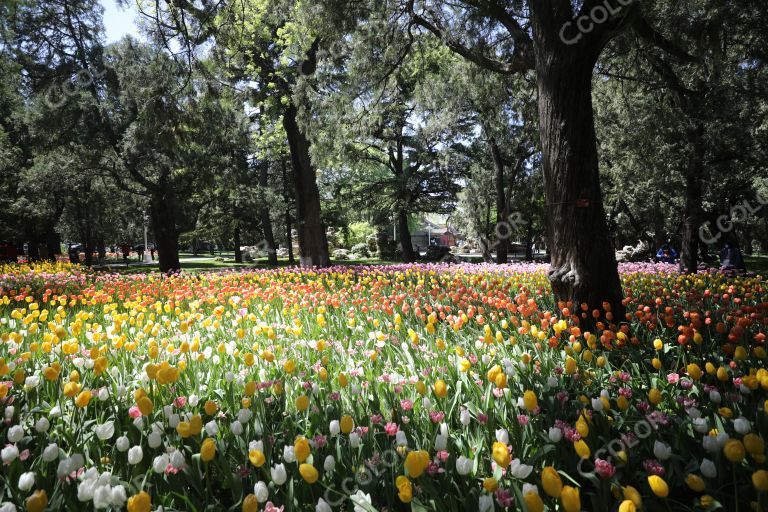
509,458,533,479
329,420,340,436
653,441,671,461
548,427,563,443
254,481,269,502
283,446,296,463
692,417,709,433
1,445,19,464
93,485,112,509
479,494,495,512
316,498,332,512
35,417,50,433
0,502,17,512
204,420,218,436
434,434,448,451
735,417,751,435
153,454,170,473
116,436,130,452
701,458,717,478
95,421,115,441
395,430,407,446
324,455,336,472
238,409,253,424
127,446,143,465
170,450,185,469
709,390,721,403
271,464,287,485
17,472,35,492
7,425,23,443
350,491,372,512
111,485,127,507
456,455,473,475
42,443,59,462
77,478,97,502
591,398,604,412
349,432,361,448
98,388,109,401
460,409,471,426
148,432,162,449
702,436,718,453
495,429,509,444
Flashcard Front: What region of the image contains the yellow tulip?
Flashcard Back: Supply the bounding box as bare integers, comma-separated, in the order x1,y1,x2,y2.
648,475,669,497
340,415,354,434
685,474,706,492
523,491,544,512
492,442,510,467
434,379,448,398
299,463,319,483
483,477,498,492
560,485,580,512
249,449,265,467
404,450,430,478
126,491,151,512
724,439,745,462
200,438,216,462
753,470,768,492
242,493,259,512
541,466,563,497
523,390,538,411
25,490,49,512
294,437,311,463
295,395,309,412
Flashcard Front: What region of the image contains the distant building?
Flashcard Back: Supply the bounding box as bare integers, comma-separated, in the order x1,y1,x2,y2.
411,219,460,248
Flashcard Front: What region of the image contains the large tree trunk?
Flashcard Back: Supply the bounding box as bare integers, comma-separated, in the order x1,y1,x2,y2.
233,224,242,263
534,50,625,322
258,161,278,266
282,105,330,267
490,135,509,264
680,160,703,274
150,190,181,273
398,210,415,263
525,223,535,261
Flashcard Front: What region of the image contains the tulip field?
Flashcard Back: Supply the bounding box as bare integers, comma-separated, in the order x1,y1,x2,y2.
1,261,767,512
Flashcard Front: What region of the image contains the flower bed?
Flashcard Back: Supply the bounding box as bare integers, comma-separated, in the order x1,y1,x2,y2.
0,262,766,511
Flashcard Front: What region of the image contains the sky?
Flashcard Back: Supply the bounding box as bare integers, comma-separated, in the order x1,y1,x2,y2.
102,0,142,43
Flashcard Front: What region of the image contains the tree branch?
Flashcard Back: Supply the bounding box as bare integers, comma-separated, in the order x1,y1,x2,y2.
406,0,533,74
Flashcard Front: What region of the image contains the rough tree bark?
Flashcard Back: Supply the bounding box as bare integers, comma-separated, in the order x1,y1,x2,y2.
150,190,181,273
282,105,330,267
398,210,416,263
234,224,242,263
258,160,278,266
530,14,625,321
680,170,702,274
490,135,509,264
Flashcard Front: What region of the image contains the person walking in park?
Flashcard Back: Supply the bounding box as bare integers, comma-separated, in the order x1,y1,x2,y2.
121,243,130,264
